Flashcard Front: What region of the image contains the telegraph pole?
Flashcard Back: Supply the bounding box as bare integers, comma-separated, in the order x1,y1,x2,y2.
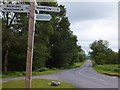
25,0,35,89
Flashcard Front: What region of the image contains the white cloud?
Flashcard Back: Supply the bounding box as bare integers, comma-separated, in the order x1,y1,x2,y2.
57,2,118,54
65,2,117,23
57,0,119,2
70,17,118,54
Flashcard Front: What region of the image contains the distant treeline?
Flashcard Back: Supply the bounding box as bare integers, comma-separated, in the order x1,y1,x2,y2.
89,40,118,65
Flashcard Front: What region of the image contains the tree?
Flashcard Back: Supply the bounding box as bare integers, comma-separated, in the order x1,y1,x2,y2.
2,2,29,72
105,48,118,64
90,40,118,64
45,5,80,68
2,12,18,72
33,22,51,70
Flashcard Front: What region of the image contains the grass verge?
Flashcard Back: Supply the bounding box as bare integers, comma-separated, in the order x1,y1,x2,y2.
0,82,1,89
2,69,59,78
93,64,120,77
2,61,85,79
69,60,85,69
1,79,76,88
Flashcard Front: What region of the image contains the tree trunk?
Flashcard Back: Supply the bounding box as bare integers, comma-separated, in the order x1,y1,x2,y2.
4,42,9,73
4,49,8,73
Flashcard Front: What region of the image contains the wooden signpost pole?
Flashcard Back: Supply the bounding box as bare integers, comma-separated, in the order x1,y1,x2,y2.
25,0,35,89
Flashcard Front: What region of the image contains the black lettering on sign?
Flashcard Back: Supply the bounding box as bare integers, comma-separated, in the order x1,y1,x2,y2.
15,5,21,8
47,8,51,10
3,8,24,11
6,5,21,8
6,5,11,7
3,8,6,10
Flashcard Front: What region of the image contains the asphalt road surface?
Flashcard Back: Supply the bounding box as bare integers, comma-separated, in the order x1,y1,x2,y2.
2,60,119,89
56,60,119,89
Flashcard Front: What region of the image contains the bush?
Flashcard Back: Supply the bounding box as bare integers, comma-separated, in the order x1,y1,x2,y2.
38,68,49,72
113,68,118,72
91,60,96,66
22,72,26,76
96,64,118,72
52,68,56,70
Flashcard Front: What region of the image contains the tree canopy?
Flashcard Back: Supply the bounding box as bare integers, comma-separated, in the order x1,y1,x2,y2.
89,40,118,65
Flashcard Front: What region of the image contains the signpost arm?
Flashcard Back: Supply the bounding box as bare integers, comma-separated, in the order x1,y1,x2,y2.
25,0,35,89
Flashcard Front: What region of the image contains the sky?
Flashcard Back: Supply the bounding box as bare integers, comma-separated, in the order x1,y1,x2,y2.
57,1,118,54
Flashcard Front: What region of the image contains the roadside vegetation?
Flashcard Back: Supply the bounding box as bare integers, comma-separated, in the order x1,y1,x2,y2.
2,60,86,78
70,60,86,68
94,64,119,76
1,79,76,88
2,69,58,78
0,83,1,89
89,40,119,77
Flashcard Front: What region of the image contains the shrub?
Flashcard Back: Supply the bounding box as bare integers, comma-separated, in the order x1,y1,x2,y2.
52,68,56,70
91,60,96,66
38,68,49,72
22,72,26,76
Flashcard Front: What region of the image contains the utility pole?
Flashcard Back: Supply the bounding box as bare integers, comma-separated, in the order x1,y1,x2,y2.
25,0,35,89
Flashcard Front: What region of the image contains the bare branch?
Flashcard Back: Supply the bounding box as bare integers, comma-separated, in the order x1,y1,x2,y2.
8,13,17,27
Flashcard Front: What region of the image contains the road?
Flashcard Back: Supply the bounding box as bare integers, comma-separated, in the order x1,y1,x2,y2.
2,60,119,89
56,60,119,89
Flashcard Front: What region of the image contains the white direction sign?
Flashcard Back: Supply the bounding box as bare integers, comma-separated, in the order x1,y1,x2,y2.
36,6,60,12
35,14,52,21
0,4,2,11
1,4,29,12
0,4,61,13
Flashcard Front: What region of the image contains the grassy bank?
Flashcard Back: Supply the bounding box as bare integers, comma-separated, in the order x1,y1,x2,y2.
1,61,85,78
68,60,85,69
0,82,1,89
2,69,59,78
94,64,120,77
1,79,76,88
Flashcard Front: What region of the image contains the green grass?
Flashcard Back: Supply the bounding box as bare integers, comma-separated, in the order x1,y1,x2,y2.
1,79,76,88
71,60,85,68
94,64,120,77
32,70,59,76
2,69,59,78
0,83,2,89
0,74,2,78
2,61,85,79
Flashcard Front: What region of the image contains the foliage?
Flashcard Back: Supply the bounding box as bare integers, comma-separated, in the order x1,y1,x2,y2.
94,64,120,76
71,60,85,68
2,69,59,78
91,60,97,67
37,68,49,72
89,40,118,65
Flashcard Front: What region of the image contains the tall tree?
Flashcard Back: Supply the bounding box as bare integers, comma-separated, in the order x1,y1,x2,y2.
2,2,29,72
46,5,80,68
90,40,118,64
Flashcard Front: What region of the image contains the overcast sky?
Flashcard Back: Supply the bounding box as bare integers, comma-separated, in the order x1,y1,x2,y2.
57,1,118,54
